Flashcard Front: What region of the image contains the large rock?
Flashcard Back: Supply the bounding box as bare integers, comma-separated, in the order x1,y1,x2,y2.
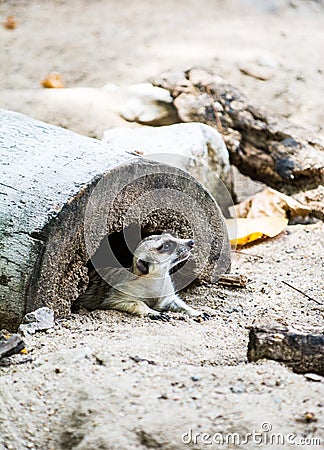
102,122,234,209
0,110,230,330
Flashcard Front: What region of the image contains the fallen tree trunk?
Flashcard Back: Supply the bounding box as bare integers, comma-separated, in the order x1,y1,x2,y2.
247,326,324,375
154,69,324,194
0,109,230,331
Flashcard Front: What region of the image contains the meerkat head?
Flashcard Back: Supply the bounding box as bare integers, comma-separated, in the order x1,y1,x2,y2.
132,232,195,277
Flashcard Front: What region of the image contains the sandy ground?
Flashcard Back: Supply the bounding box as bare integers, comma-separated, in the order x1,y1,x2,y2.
1,0,324,134
0,1,324,449
1,224,323,449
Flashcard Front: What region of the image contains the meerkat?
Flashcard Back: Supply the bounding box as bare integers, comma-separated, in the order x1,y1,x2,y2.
72,232,210,321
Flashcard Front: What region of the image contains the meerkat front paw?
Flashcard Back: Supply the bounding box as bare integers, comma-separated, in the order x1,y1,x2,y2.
148,312,170,322
194,312,211,322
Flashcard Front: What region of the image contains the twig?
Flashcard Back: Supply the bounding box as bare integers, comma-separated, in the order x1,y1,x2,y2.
129,355,157,365
281,280,322,306
218,274,247,288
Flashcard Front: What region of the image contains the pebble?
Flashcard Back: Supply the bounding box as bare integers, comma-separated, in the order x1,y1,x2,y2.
304,373,322,382
46,328,55,334
191,375,202,382
230,384,246,394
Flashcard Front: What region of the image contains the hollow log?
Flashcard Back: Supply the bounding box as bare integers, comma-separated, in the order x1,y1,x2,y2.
0,109,230,331
247,326,324,375
153,68,324,194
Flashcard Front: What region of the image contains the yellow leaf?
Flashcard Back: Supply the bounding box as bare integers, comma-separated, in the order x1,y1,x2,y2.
3,16,17,30
41,73,65,89
231,187,311,219
226,217,288,246
20,348,28,354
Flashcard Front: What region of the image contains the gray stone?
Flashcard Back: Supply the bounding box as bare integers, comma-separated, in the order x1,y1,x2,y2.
19,307,55,336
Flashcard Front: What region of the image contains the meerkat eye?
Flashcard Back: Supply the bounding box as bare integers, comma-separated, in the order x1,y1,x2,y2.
162,242,170,251
156,241,174,252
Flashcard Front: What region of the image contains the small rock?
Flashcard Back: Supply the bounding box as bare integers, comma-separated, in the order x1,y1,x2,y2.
45,328,55,334
191,375,202,382
18,307,55,336
304,373,323,382
230,384,246,394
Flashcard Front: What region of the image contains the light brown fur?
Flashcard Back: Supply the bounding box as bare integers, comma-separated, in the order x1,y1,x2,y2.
72,233,209,321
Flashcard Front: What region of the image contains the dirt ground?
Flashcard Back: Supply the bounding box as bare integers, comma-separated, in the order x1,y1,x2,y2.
0,1,323,449
1,0,324,134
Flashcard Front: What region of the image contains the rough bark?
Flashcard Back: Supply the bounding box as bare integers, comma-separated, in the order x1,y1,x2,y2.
0,109,230,331
293,185,324,221
248,326,324,375
153,68,324,194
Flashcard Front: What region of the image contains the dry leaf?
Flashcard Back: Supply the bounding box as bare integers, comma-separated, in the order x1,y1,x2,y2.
226,217,288,246
231,187,311,220
3,16,17,30
41,73,65,89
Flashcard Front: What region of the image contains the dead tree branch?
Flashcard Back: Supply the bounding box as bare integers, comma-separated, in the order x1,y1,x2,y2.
154,68,324,194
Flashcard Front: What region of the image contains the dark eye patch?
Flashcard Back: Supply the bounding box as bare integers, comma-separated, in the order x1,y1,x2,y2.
159,240,176,253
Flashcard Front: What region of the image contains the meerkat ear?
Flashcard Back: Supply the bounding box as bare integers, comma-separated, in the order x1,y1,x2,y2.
136,258,149,275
